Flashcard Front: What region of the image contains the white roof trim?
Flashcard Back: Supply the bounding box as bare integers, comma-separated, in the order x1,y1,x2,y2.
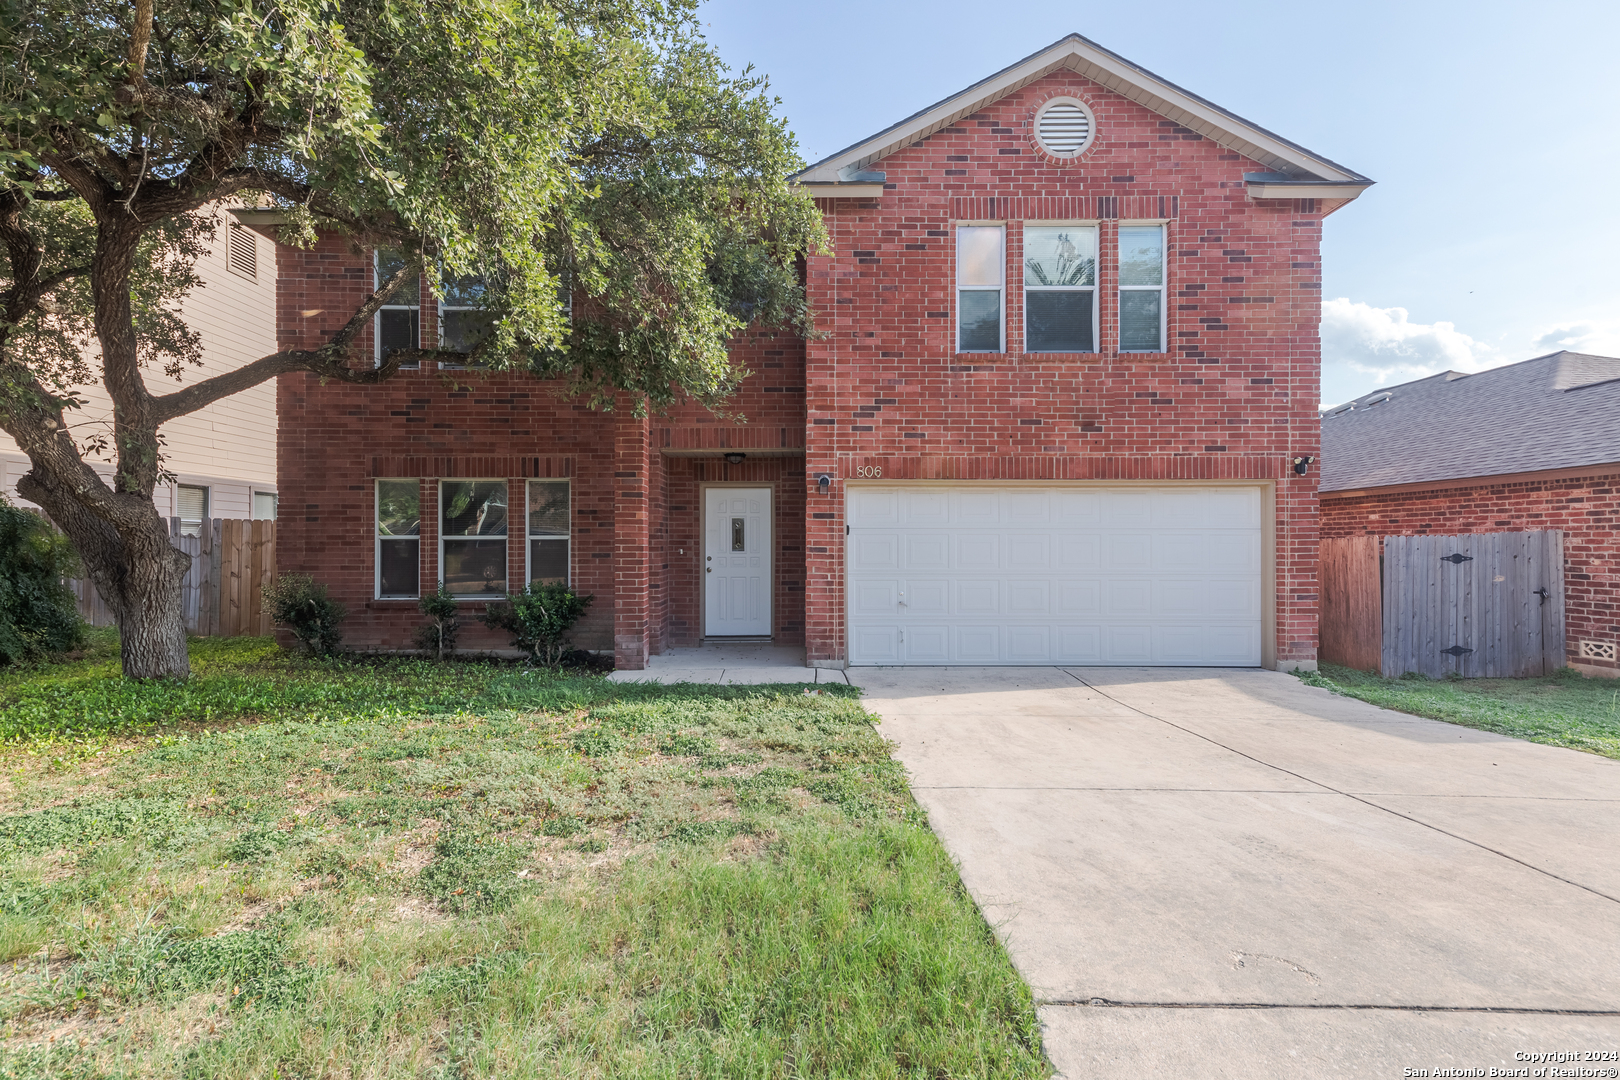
794,34,1371,186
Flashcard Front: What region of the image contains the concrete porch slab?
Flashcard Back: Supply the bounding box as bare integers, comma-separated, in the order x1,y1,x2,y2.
607,642,847,685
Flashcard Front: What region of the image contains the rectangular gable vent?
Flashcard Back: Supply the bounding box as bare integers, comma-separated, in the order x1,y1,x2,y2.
227,226,258,279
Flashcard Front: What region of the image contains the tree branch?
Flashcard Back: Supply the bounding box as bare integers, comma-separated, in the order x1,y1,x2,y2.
149,259,438,423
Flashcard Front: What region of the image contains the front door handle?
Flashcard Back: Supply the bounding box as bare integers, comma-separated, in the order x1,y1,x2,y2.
706,567,712,574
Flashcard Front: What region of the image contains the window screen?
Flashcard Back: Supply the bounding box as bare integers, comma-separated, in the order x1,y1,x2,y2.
375,249,421,368
527,479,570,586
957,226,1004,352
1119,225,1166,352
376,480,420,598
177,484,208,537
440,480,507,596
1024,226,1097,352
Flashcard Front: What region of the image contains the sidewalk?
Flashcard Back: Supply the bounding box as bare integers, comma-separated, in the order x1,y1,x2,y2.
606,642,849,685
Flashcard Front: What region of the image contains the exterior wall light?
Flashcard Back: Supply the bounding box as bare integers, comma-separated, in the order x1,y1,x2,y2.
1292,455,1315,476
816,473,832,493
723,452,746,465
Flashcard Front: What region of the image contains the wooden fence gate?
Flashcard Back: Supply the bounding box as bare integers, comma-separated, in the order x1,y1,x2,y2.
1319,535,1381,672
71,518,276,637
1380,531,1564,678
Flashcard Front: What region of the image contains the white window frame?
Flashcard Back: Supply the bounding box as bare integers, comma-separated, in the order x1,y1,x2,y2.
438,479,509,599
436,272,491,369
955,223,1005,353
251,490,278,521
375,479,421,600
1022,222,1099,353
1118,222,1167,353
525,479,571,587
374,250,420,369
177,483,209,538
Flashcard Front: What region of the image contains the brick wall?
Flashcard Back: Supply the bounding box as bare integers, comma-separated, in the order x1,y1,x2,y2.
274,233,807,662
801,69,1328,667
1321,470,1620,675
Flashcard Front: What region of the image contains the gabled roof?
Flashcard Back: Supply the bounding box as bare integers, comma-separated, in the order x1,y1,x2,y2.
1319,352,1620,493
793,33,1373,200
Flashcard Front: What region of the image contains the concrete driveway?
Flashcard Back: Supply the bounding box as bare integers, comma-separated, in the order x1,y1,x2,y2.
851,666,1620,1078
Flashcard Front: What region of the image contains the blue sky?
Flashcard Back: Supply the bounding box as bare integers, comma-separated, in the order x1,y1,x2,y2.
697,0,1620,408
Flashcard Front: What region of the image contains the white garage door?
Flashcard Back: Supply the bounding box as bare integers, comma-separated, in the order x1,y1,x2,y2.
847,485,1263,666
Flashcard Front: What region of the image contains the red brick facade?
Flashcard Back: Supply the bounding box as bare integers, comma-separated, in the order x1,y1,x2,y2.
273,60,1352,669
1321,470,1620,676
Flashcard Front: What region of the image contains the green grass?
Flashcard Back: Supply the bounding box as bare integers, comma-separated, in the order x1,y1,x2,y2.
0,632,1047,1078
1299,663,1620,759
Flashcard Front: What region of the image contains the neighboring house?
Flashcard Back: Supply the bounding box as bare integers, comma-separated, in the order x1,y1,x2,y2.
0,208,280,529
1320,351,1620,678
273,33,1371,669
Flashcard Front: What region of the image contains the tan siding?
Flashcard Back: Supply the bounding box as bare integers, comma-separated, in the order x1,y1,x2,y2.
0,207,277,510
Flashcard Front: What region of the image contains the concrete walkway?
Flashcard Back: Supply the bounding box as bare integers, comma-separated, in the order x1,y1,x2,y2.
851,666,1620,1078
606,642,848,685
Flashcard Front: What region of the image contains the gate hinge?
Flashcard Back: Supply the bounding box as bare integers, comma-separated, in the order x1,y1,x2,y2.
1441,645,1474,656
1441,553,1473,564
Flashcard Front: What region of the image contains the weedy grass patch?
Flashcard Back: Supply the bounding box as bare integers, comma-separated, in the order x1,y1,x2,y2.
0,635,1048,1078
1299,663,1620,759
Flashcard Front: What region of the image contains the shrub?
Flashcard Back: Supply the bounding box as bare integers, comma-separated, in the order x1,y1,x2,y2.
0,497,84,664
415,581,461,660
481,583,593,667
263,574,346,656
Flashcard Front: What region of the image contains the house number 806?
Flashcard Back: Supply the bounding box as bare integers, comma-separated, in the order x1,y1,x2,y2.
855,466,882,478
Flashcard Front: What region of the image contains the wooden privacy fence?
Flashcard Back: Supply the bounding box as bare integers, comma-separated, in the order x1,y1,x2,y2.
1320,531,1565,678
72,518,277,637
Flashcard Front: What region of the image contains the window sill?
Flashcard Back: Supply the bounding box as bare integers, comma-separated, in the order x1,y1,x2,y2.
1015,351,1104,363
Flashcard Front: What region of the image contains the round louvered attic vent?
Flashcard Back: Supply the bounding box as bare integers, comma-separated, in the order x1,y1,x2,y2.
1034,98,1095,158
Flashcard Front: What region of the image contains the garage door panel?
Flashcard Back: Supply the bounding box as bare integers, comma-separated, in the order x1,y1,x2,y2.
1007,580,1051,614
851,533,899,571
904,625,950,662
1107,579,1152,614
1006,625,1052,662
906,534,949,569
905,579,950,615
955,534,999,570
849,485,1263,667
1107,626,1154,662
1007,534,1051,570
1057,534,1101,570
902,490,950,526
956,626,1000,661
957,580,1001,614
848,489,898,526
1055,625,1104,662
1108,534,1153,570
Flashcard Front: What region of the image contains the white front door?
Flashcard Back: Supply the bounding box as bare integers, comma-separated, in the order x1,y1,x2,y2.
704,486,772,637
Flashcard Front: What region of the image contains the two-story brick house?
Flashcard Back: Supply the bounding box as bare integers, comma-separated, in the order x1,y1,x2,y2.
271,34,1370,670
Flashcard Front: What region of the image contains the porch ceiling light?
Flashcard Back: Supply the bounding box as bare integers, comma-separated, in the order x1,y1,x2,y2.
724,452,747,465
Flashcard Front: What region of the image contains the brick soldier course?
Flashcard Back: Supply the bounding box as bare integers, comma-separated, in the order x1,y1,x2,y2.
271,34,1373,669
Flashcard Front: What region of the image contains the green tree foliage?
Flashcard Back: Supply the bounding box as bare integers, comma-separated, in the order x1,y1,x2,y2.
482,584,592,667
0,0,822,678
0,495,84,663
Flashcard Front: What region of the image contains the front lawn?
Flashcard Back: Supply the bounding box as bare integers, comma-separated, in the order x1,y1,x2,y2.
1300,663,1620,760
0,634,1046,1078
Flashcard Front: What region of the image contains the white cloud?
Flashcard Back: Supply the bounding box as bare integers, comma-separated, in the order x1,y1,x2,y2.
1531,320,1620,356
1320,298,1497,408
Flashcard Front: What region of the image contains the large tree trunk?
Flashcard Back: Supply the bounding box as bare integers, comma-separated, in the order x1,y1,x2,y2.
17,471,191,679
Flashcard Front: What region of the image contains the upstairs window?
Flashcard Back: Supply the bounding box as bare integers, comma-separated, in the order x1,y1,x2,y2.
440,480,507,597
177,484,208,537
1119,225,1166,352
376,480,420,599
374,249,421,368
439,273,495,361
527,479,570,585
956,226,1004,352
1024,226,1097,352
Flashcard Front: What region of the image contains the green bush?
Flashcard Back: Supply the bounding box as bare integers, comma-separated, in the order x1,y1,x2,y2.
0,496,84,665
481,583,593,667
263,574,346,656
414,581,461,660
